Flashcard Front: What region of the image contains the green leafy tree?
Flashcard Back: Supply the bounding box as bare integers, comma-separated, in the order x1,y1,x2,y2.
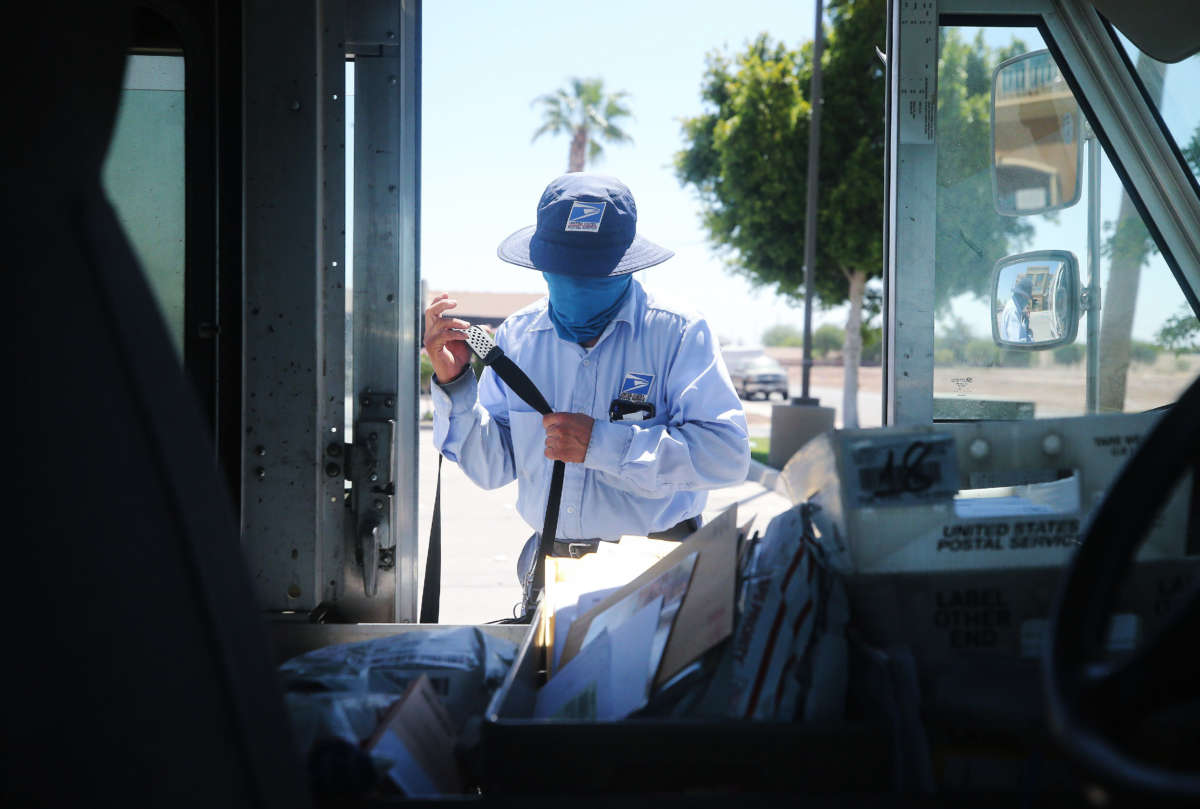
762,324,807,347
1157,306,1200,354
532,78,633,172
860,324,883,365
934,30,1033,309
676,0,885,426
814,324,846,357
935,314,976,364
1182,123,1200,178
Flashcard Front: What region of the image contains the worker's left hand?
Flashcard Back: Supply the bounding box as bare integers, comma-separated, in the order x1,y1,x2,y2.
543,412,594,464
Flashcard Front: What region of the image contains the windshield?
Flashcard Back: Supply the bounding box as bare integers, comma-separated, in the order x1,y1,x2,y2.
1111,28,1200,190
931,25,1200,420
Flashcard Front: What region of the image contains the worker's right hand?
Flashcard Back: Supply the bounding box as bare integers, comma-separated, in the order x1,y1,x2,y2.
423,293,473,383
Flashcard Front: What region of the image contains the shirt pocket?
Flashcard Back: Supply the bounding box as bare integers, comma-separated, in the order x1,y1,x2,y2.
507,409,547,480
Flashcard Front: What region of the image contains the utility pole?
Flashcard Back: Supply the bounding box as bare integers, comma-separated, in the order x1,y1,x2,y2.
797,0,824,405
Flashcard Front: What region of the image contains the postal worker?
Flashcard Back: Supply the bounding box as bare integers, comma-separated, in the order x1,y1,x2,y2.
423,173,750,603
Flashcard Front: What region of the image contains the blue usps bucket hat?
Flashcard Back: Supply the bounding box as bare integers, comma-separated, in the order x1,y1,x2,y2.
496,173,674,277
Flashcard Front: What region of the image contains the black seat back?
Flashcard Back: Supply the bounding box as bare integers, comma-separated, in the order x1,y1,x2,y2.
2,3,309,806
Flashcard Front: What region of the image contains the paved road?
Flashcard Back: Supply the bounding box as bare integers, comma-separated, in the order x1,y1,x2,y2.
415,419,793,625
740,385,883,438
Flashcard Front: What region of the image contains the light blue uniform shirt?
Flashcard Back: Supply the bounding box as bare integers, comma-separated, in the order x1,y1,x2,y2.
431,279,750,541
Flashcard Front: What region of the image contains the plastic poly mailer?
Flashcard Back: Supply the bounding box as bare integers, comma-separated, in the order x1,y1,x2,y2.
698,504,849,720
281,627,517,755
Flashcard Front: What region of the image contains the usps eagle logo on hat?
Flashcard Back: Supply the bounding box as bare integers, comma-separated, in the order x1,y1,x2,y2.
565,201,606,232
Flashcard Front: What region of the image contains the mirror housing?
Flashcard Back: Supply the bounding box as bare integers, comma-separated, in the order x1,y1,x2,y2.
992,50,1084,217
990,250,1080,350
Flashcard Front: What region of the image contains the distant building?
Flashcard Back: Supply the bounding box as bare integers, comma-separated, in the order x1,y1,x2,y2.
422,282,543,328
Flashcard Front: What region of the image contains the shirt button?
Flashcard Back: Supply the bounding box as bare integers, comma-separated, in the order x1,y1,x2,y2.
582,359,590,366
566,506,576,514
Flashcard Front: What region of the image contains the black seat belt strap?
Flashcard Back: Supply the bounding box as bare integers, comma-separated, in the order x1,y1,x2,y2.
419,454,443,623
460,326,567,622
528,459,565,614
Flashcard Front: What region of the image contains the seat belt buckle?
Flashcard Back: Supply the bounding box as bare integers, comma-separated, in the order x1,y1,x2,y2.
566,541,592,558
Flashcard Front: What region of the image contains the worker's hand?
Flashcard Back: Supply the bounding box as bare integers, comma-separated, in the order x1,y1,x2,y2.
423,293,473,383
543,412,594,464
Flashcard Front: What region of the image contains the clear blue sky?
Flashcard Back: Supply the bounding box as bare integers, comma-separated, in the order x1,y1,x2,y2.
404,4,1198,345
419,0,823,345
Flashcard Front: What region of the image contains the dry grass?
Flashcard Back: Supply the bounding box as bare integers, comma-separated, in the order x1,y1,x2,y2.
780,356,1199,417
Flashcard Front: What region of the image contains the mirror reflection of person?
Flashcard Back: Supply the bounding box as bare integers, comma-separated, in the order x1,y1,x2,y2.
1001,274,1033,343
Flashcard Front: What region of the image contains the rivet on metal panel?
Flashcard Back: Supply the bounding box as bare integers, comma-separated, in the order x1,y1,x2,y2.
360,394,371,406
255,467,267,480
386,30,395,38
331,93,339,101
325,462,341,478
374,499,384,511
287,584,302,599
968,438,990,460
384,397,394,408
255,445,267,456
326,442,342,457
388,75,397,86
1042,433,1063,456
369,473,379,482
290,100,301,111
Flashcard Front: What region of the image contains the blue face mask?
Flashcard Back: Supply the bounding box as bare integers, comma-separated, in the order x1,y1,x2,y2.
543,272,632,344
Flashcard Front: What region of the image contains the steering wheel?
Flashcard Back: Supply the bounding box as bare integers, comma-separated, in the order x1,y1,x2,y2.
1046,374,1200,799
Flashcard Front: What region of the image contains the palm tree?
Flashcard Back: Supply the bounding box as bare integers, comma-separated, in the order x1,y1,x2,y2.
531,78,634,172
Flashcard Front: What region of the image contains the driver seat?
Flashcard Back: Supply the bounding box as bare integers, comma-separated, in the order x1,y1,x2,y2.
2,3,308,806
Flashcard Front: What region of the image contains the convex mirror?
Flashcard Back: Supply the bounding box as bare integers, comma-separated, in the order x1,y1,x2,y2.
992,50,1084,216
991,250,1080,349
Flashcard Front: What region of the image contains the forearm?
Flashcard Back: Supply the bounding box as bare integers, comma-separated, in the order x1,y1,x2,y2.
583,415,750,497
431,371,517,490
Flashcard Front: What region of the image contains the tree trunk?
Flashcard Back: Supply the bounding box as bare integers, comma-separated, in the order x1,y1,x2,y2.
1097,192,1148,412
568,128,588,172
842,269,866,429
1097,54,1165,413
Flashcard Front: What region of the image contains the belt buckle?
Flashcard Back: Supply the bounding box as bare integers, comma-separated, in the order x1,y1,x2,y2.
567,541,590,559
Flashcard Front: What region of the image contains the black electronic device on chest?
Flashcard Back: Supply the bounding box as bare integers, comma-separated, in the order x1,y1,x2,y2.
610,398,656,422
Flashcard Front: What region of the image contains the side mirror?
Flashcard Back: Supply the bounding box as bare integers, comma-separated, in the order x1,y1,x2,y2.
992,50,1084,217
991,250,1080,349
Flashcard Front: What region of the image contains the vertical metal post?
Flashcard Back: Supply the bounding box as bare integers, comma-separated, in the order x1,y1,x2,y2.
320,0,348,606
345,0,421,622
798,0,824,406
885,0,937,425
1085,132,1101,413
242,0,345,613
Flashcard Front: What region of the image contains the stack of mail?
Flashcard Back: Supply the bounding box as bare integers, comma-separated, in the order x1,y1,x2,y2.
531,507,740,721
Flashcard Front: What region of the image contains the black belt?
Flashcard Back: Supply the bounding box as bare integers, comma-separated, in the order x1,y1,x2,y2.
549,516,701,559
